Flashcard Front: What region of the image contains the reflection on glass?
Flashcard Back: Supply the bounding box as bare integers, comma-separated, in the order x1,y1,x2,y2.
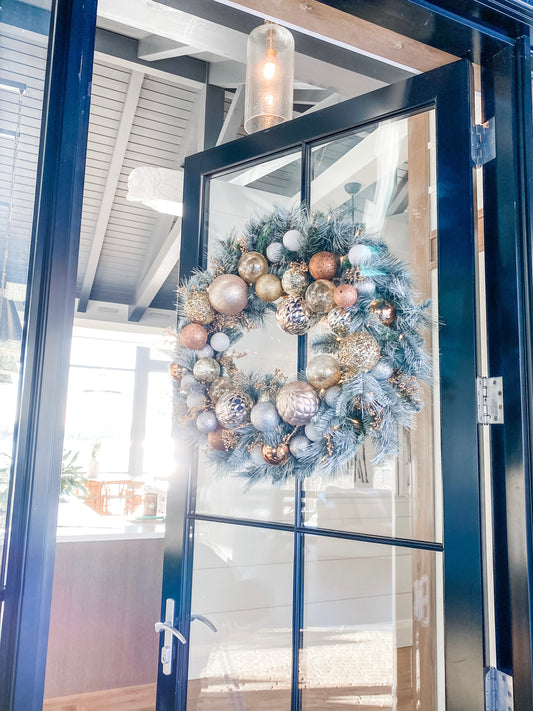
195,154,302,522
301,536,442,711
187,521,293,710
305,111,441,544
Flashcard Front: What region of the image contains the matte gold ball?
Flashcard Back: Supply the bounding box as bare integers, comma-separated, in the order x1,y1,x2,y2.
309,251,338,280
306,354,342,390
276,297,312,335
255,273,283,302
327,306,351,336
208,274,248,315
193,357,221,383
369,299,396,326
305,279,336,313
276,381,320,425
180,323,208,350
238,251,269,284
334,284,358,309
281,268,308,296
184,291,214,324
262,443,290,465
338,332,381,374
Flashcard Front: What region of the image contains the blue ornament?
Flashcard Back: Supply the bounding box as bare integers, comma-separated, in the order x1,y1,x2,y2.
196,410,218,433
250,401,280,432
371,360,394,380
187,389,206,410
325,385,341,407
289,435,311,458
304,422,322,442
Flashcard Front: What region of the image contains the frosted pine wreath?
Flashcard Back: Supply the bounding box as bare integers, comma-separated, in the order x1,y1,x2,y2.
171,208,431,484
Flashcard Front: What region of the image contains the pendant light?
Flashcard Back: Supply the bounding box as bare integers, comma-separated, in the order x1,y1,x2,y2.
244,22,294,134
126,166,183,216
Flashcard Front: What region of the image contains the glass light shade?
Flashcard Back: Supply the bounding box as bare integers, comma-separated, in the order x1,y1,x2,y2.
244,23,294,134
126,166,183,216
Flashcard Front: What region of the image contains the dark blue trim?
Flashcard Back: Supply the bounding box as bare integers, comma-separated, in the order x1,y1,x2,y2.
0,1,97,708
482,37,533,708
2,0,51,36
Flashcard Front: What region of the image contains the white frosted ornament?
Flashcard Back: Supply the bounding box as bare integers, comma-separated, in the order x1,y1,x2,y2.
348,244,372,265
304,422,322,442
180,373,197,393
250,401,280,431
196,343,214,359
196,410,218,433
371,359,394,380
282,229,305,252
210,332,230,352
266,241,284,263
356,278,376,296
325,385,341,407
187,389,207,410
289,435,312,458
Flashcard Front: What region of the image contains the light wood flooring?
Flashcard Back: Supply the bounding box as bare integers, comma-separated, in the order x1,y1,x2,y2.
43,683,156,711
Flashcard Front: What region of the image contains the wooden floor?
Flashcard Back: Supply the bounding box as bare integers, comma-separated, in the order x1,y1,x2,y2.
43,683,156,711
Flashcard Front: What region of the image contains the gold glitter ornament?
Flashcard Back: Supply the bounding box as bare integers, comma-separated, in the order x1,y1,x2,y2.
281,267,308,296
262,443,290,465
209,377,231,403
215,390,253,429
327,306,351,336
306,354,342,390
193,357,221,383
276,297,312,335
276,381,320,425
208,274,248,315
184,291,215,324
238,251,269,284
338,332,381,374
255,273,283,302
309,251,338,280
369,299,396,326
305,279,336,313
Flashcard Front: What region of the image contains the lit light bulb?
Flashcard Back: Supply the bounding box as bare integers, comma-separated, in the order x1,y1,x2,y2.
263,47,277,80
264,93,274,107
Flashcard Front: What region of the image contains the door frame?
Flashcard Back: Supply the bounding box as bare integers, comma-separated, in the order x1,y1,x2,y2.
161,58,484,711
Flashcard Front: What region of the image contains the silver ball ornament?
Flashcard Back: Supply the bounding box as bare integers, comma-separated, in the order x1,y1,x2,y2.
325,385,341,407
266,241,284,263
196,410,218,433
283,229,305,252
348,243,372,265
305,422,322,441
250,401,280,432
371,360,394,380
289,435,312,458
193,357,221,383
215,390,253,429
210,332,230,352
276,381,320,426
356,278,376,296
180,373,197,393
196,343,214,359
187,389,207,410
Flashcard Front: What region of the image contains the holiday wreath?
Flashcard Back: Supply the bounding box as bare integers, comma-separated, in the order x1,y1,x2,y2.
171,207,431,484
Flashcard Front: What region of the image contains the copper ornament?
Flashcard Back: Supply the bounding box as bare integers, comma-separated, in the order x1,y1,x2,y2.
262,443,290,465
169,362,184,382
255,273,283,302
238,251,269,284
184,291,215,324
338,332,381,374
305,279,336,313
369,299,396,326
327,306,351,336
334,284,358,309
309,251,338,280
208,274,249,315
276,381,320,425
180,323,208,350
276,297,312,335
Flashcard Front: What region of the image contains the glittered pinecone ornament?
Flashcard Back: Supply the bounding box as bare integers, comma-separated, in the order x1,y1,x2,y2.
327,306,351,336
276,381,320,425
215,390,253,429
184,291,215,324
338,332,381,374
276,297,312,335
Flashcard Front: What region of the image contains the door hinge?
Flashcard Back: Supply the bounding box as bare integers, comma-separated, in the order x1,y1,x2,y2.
476,376,504,425
472,117,495,166
485,667,513,711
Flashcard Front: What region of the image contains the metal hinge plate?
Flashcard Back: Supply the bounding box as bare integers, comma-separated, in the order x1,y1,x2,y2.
485,667,513,711
472,117,496,166
477,376,504,425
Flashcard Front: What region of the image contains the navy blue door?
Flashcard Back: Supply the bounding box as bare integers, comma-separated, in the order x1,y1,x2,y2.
158,59,484,711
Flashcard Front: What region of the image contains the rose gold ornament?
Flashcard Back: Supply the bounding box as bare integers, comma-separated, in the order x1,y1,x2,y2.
305,279,336,313
184,291,215,324
255,273,283,302
262,443,290,465
334,284,358,308
180,323,208,350
338,332,381,374
208,428,228,451
276,381,319,425
369,299,396,326
238,251,269,284
309,251,338,280
208,274,249,315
